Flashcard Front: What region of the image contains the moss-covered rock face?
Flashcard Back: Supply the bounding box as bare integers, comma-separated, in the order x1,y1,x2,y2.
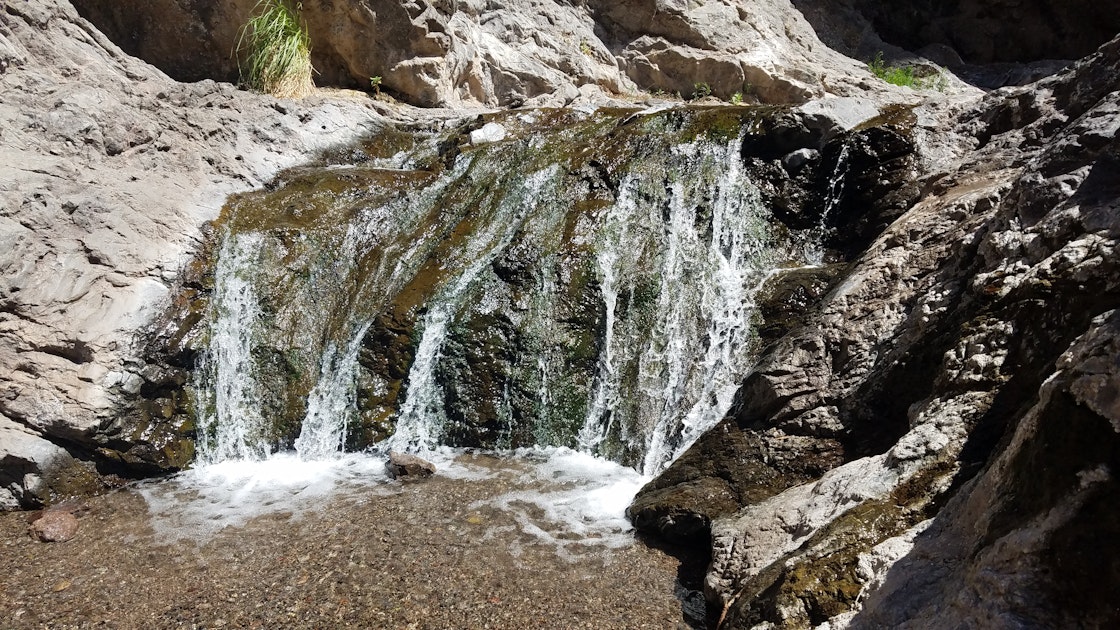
182,105,886,471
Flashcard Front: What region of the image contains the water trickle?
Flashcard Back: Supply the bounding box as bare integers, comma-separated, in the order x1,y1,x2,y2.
293,323,370,460
386,166,560,452
805,141,851,265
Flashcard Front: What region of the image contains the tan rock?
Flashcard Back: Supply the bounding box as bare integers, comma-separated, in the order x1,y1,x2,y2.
29,510,79,543
386,451,437,479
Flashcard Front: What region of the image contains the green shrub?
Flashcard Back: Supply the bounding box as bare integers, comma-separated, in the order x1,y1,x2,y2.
237,0,315,98
868,52,916,88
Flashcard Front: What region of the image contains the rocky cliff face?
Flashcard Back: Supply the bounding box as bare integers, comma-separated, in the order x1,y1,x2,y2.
0,0,391,507
630,34,1120,628
71,0,900,107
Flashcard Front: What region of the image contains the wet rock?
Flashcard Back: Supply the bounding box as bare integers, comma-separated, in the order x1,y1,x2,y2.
754,264,846,348
781,148,818,173
469,122,506,146
29,509,79,542
744,107,920,251
386,451,436,479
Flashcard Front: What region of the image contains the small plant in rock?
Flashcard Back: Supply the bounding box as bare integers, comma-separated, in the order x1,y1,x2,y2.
237,0,315,98
369,75,382,95
691,82,712,100
868,51,918,88
579,40,593,56
729,91,743,105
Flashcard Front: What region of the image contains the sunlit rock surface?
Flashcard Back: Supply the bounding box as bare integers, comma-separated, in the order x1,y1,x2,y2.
0,0,387,506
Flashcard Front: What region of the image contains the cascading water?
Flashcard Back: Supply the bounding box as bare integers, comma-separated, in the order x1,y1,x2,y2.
194,232,271,464
804,141,851,265
191,107,823,481
386,166,560,452
292,324,370,460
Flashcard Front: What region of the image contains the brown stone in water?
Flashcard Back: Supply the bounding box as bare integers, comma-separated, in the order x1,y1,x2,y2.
29,510,79,543
386,451,436,479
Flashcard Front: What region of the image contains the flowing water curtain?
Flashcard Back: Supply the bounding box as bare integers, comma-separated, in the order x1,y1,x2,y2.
195,231,272,463
194,109,794,470
385,165,562,452
576,132,777,475
194,158,447,461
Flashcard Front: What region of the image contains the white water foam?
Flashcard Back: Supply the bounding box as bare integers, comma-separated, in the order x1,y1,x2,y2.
137,453,393,542
138,447,645,560
470,447,647,561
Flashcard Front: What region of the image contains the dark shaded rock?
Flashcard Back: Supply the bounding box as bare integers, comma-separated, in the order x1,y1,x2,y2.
744,105,920,260
850,0,1120,65
386,451,436,479
755,264,846,349
628,413,846,545
438,311,526,447
29,509,79,542
822,121,922,255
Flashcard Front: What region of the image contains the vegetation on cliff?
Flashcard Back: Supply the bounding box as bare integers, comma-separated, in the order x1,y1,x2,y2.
237,0,314,98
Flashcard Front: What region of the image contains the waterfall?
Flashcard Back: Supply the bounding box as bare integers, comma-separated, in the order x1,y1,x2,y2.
571,136,774,475
577,198,627,453
293,324,370,460
191,107,808,477
386,166,560,452
195,232,271,464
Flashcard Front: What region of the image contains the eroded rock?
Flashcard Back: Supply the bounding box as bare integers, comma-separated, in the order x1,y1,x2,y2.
0,0,387,492
635,32,1120,630
70,0,919,107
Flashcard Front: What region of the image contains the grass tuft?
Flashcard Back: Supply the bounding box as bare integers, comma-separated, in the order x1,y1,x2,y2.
237,0,315,98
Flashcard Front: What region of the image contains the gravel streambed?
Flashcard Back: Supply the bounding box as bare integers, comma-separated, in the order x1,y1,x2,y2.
1,451,704,629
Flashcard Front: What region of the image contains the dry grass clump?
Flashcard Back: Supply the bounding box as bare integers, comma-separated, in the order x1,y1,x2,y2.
237,0,315,98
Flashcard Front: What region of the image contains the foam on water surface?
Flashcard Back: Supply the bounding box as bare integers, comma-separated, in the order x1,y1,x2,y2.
138,448,647,559
137,453,392,541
